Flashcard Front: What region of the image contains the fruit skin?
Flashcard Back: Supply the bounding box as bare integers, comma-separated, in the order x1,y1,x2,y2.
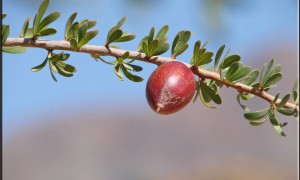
146,61,196,115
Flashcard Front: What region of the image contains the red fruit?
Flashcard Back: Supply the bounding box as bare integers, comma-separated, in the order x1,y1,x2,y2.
146,61,196,115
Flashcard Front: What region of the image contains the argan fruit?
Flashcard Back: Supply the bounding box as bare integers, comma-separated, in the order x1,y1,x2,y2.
146,61,196,115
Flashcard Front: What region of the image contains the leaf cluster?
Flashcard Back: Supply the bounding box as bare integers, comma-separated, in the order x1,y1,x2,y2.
31,51,76,82
92,52,143,82
137,25,170,57
64,13,98,51
105,17,136,47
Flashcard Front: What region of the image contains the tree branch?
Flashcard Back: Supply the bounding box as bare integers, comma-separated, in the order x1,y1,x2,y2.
3,37,298,112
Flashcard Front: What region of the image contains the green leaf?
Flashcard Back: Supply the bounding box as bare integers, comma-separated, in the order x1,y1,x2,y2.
124,63,143,72
240,92,254,100
237,94,250,112
277,94,290,108
276,107,296,116
19,17,31,38
137,36,148,52
58,52,70,61
49,60,58,73
2,14,7,19
153,43,169,56
171,30,191,58
55,63,74,77
57,61,77,73
249,119,266,126
244,108,270,120
92,55,115,65
291,79,298,104
190,40,200,65
37,12,60,32
66,22,79,41
225,62,239,80
243,69,259,86
155,25,169,41
113,64,123,80
227,64,251,83
148,39,158,56
199,85,216,108
269,109,286,136
202,83,222,104
142,42,149,55
37,28,57,36
107,29,122,45
272,92,280,104
78,30,98,48
31,58,48,72
121,65,143,82
263,73,282,88
87,20,96,29
2,24,9,44
77,22,88,42
121,51,130,59
198,51,213,66
64,12,77,40
221,54,240,70
148,27,155,44
33,0,49,36
2,46,28,54
214,45,225,71
70,39,78,51
114,34,136,42
49,68,58,82
116,16,126,29
262,58,275,84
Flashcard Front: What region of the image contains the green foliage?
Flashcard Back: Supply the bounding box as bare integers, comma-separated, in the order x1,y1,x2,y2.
137,25,170,57
171,30,191,58
190,40,214,67
32,0,60,39
31,51,76,82
64,12,98,51
105,17,136,47
92,52,143,82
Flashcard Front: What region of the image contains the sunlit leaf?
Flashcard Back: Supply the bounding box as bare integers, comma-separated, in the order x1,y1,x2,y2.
33,0,49,36
78,22,88,42
214,44,225,71
113,64,123,81
65,12,77,40
121,64,143,82
2,46,28,54
263,73,282,88
243,69,259,86
37,28,57,36
155,25,169,42
221,54,240,70
31,58,48,72
2,24,9,44
107,29,122,45
78,30,98,48
37,11,60,32
19,16,31,38
153,43,169,56
115,34,136,42
171,30,191,58
70,38,78,51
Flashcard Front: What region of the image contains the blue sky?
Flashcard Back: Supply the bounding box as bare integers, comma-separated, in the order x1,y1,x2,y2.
3,0,298,139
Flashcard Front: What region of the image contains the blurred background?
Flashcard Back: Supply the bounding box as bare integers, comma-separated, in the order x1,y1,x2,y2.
2,0,298,179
